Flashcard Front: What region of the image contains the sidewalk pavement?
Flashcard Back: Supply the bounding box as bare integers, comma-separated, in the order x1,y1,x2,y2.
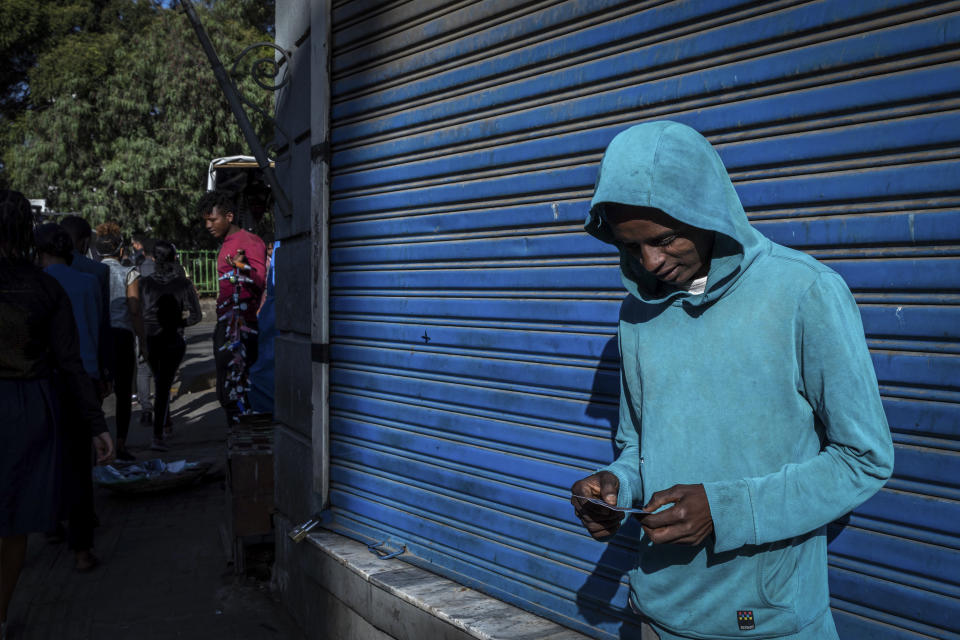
6,318,305,640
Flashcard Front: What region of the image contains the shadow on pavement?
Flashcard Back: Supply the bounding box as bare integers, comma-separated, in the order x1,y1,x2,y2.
7,320,303,640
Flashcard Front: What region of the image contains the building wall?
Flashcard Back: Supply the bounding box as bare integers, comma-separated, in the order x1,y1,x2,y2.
272,2,960,638
272,1,321,625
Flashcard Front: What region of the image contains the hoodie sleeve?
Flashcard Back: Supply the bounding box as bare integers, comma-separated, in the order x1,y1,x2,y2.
703,272,893,553
601,325,645,510
47,276,110,438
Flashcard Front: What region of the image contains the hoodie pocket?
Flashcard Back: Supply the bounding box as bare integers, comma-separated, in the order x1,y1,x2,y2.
632,541,799,638
758,538,801,610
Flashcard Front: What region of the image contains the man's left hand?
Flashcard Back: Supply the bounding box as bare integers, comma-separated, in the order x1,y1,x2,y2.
637,483,714,545
93,432,115,465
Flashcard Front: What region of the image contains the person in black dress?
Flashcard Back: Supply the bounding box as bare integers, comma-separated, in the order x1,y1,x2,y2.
139,240,202,450
0,191,113,638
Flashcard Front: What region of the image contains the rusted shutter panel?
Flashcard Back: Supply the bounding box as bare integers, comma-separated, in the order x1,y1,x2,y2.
326,1,960,637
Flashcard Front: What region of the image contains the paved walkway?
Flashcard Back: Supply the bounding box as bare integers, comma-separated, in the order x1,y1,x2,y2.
6,319,304,640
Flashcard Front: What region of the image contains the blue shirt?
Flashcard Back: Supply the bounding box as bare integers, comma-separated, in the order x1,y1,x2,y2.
71,251,113,380
44,263,102,378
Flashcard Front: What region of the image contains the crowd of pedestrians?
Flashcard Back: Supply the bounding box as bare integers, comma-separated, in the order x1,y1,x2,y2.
0,190,202,640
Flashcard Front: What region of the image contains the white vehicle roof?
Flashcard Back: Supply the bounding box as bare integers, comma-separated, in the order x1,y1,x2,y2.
207,155,271,192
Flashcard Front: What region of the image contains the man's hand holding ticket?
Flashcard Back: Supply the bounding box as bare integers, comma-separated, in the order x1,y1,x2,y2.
570,470,632,540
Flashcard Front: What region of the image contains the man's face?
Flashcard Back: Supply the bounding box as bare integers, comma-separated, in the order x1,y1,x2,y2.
203,205,234,240
605,204,714,284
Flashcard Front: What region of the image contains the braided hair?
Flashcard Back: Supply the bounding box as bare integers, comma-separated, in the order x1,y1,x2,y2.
94,221,124,257
0,190,35,265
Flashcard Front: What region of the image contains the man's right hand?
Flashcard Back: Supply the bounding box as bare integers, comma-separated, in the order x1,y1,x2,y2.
570,471,623,540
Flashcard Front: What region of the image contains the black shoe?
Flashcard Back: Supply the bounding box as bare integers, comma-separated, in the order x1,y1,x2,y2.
116,447,136,462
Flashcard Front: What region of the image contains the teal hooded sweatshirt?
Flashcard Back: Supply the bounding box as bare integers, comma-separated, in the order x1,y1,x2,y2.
586,122,894,639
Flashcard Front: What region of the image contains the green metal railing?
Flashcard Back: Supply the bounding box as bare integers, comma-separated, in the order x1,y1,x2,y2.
179,249,219,296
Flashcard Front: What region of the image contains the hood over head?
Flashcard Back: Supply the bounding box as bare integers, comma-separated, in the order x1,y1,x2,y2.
586,121,766,306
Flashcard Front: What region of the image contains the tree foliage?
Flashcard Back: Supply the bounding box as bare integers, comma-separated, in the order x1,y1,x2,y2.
0,0,126,119
2,0,276,248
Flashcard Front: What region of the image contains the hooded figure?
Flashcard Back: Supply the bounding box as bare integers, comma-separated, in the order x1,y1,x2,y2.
572,122,893,639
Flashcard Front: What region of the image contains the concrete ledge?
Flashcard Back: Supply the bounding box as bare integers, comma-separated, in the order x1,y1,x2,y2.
300,529,589,640
275,515,391,640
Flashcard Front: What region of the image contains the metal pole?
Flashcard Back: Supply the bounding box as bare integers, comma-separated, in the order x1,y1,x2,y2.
179,0,292,218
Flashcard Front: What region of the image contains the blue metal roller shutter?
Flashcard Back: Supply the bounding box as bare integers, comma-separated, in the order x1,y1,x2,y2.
325,1,960,638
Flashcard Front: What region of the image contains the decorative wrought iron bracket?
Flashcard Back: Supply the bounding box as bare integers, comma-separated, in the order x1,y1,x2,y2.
229,42,293,159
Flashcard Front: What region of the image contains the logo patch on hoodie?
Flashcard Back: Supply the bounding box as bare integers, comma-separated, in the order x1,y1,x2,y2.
737,610,755,630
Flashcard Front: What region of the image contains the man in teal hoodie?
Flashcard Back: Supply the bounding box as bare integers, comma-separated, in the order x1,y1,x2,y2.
571,121,894,639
